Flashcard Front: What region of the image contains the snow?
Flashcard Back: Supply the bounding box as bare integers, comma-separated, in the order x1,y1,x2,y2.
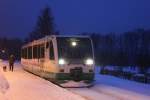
148,68,150,73
0,61,9,100
103,65,140,73
0,70,9,94
0,61,85,100
60,81,93,88
69,66,150,100
93,75,150,100
0,61,149,100
122,66,139,73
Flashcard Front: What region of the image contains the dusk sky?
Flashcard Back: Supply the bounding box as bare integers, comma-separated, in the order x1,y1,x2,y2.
0,0,150,38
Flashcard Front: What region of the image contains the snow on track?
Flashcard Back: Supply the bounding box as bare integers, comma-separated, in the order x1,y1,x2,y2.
68,88,119,100
68,67,150,100
0,61,85,100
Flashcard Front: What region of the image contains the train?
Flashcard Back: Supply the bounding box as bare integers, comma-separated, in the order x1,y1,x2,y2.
21,35,95,87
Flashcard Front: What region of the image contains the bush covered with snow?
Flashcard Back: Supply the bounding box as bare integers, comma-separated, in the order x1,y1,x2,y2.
100,65,150,84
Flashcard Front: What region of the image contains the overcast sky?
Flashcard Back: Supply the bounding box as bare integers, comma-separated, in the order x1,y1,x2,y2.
0,0,150,38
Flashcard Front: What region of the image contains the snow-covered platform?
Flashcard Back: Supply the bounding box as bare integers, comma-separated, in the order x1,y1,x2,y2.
0,61,85,100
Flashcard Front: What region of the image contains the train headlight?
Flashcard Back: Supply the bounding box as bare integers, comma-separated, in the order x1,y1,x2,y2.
85,58,94,65
71,41,77,47
59,59,66,65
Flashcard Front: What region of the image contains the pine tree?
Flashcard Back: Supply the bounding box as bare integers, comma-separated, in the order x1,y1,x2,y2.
27,6,55,42
36,6,54,36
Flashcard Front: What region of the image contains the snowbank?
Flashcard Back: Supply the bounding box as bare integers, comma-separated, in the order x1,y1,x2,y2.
0,64,10,100
0,70,9,94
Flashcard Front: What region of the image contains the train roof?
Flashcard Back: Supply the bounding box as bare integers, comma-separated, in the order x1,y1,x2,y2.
22,35,91,48
54,35,90,38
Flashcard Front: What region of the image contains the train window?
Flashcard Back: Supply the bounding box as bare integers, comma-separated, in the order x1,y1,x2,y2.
40,44,45,58
22,49,25,59
49,41,54,60
46,42,49,48
21,49,24,58
28,47,32,59
33,45,38,58
38,45,40,58
24,48,27,59
23,49,25,58
57,37,93,59
37,44,45,58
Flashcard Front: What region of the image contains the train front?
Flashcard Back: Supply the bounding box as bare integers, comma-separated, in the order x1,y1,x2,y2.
56,36,95,87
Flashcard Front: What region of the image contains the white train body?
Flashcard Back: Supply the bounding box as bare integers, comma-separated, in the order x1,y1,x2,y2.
21,35,95,84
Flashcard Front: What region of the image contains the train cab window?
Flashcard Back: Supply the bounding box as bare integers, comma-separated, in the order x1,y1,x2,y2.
49,41,54,60
28,47,32,59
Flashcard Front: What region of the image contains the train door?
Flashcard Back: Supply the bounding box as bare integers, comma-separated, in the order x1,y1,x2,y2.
49,40,55,64
47,39,59,74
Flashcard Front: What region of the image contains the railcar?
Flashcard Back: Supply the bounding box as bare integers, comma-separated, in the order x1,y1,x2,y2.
21,35,95,87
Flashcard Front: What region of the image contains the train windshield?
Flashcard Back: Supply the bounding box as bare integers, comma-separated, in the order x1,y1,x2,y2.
57,37,93,60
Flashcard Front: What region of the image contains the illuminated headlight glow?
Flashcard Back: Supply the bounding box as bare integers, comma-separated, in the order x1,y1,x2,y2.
85,59,94,65
71,41,77,46
59,59,66,65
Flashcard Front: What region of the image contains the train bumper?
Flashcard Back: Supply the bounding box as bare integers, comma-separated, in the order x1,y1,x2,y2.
55,73,95,81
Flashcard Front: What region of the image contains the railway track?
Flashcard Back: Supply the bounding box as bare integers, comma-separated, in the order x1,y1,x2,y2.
67,87,122,100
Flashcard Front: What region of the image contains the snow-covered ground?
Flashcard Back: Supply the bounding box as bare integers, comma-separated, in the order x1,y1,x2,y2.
0,66,9,100
103,65,150,74
68,67,150,100
0,61,150,100
0,61,85,100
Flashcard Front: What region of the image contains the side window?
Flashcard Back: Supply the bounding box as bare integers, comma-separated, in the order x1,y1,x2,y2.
49,41,54,60
37,44,45,58
23,49,25,59
24,48,27,59
40,44,45,58
21,49,24,58
28,46,32,59
33,45,38,59
38,45,40,58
